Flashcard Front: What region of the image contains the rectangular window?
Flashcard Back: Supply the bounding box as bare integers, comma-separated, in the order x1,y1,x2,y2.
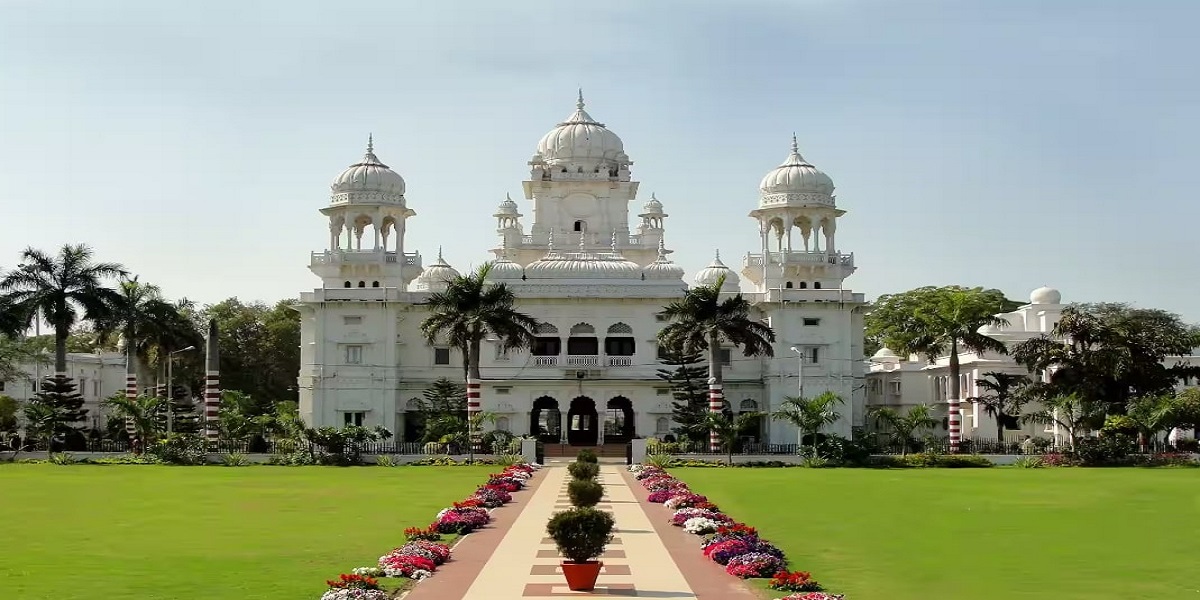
566,337,598,356
343,315,363,325
809,347,820,364
79,377,88,397
719,348,732,366
433,347,451,365
889,380,902,395
345,345,363,364
532,337,561,356
495,387,511,395
656,345,671,361
655,314,668,322
494,345,510,361
802,318,820,326
604,337,635,356
656,388,670,396
0,381,5,392
93,380,100,396
343,411,365,427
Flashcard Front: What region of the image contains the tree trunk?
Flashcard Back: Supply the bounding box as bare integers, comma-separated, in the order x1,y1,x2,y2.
996,415,1005,447
948,339,962,454
54,316,69,375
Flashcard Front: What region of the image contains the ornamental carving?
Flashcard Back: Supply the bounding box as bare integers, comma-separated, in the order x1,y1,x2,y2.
760,192,834,207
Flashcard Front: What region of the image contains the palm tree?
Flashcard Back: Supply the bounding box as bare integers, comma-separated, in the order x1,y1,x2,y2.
1021,394,1105,451
1124,395,1176,452
658,274,776,450
868,404,939,456
104,393,167,447
968,372,1031,444
0,244,126,373
420,263,539,462
95,276,199,388
772,391,844,457
701,411,763,465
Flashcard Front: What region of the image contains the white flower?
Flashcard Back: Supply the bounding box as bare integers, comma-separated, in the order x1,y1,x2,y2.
683,517,722,535
411,569,432,580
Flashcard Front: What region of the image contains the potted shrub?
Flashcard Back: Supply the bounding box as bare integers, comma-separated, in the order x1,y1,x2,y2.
576,448,598,463
567,461,599,480
546,507,615,591
567,478,604,507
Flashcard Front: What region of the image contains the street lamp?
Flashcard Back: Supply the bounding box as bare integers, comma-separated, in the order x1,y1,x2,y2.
166,346,196,434
789,346,805,399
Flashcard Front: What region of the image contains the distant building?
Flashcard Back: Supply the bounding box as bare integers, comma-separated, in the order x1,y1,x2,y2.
1,351,127,431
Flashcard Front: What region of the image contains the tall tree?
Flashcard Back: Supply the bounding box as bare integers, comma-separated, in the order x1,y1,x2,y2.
199,298,300,411
701,411,762,465
28,375,88,449
968,371,1031,443
1012,303,1200,411
420,263,539,461
658,274,776,450
868,404,940,456
866,285,1014,453
0,335,47,385
104,393,167,445
655,346,709,444
1021,393,1106,451
772,391,844,457
0,244,126,373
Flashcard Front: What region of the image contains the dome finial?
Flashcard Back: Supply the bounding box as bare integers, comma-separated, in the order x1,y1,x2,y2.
791,132,798,154
715,248,721,261
579,231,587,252
367,133,374,155
437,245,444,261
506,192,512,202
658,236,666,258
547,231,555,252
577,88,585,109
651,192,657,201
611,230,619,253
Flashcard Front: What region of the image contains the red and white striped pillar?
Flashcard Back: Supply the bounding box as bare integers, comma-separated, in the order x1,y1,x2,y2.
466,377,482,451
124,347,138,437
948,398,961,454
203,319,221,449
708,379,723,452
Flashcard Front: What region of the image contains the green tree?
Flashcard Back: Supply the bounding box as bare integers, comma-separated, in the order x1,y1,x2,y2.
28,375,88,449
968,371,1031,443
420,263,539,462
94,276,199,389
199,298,300,410
654,345,709,444
21,401,56,450
701,411,763,465
0,244,126,373
0,394,19,434
658,274,776,449
1012,303,1200,412
866,286,1013,452
419,377,466,418
772,391,844,457
0,334,47,385
104,393,167,446
1021,393,1106,451
868,404,940,456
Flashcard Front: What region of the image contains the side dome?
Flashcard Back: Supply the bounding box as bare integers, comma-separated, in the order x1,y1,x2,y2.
693,251,740,291
414,248,459,292
641,193,664,215
330,136,406,202
486,257,524,281
535,91,627,170
1029,286,1062,305
759,135,834,204
643,239,684,280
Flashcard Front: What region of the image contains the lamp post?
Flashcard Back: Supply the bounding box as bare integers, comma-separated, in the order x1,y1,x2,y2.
789,346,805,399
166,346,196,434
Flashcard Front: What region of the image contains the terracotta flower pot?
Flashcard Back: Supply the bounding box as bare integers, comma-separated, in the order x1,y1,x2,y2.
561,560,603,591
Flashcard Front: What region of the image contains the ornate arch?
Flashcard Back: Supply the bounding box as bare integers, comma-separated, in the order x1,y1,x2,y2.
405,398,422,411
569,323,596,335
739,399,759,412
535,323,559,334
606,322,633,335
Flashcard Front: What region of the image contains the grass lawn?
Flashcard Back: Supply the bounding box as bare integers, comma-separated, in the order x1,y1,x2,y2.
673,468,1200,600
0,464,493,600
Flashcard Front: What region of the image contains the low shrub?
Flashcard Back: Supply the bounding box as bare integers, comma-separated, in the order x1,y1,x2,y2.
375,455,398,467
1012,456,1045,469
148,434,207,465
221,453,250,467
1140,452,1200,467
935,454,994,468
645,453,676,469
576,448,598,463
769,570,825,592
567,478,604,507
567,461,599,480
48,452,77,465
496,453,525,466
545,507,615,563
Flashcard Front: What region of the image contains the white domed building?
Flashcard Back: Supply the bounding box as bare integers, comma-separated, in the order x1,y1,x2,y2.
295,95,868,448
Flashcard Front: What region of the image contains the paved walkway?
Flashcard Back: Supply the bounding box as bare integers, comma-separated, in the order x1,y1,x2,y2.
405,464,762,599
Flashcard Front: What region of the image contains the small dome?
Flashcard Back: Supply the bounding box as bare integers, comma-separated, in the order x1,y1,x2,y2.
1030,286,1062,305
693,251,740,291
494,193,520,216
641,193,664,215
535,91,626,169
330,136,406,199
414,248,459,292
487,257,524,281
759,135,834,198
871,347,900,364
643,239,684,280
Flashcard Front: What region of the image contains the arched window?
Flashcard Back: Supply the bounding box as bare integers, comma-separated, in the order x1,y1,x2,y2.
606,323,633,335
344,281,352,288
573,220,586,232
655,417,669,434
371,281,380,288
814,282,822,289
496,416,510,432
405,398,422,411
569,323,596,335
357,281,366,288
535,323,559,334
604,322,635,357
533,323,561,356
785,281,793,289
568,323,598,356
739,399,759,412
799,282,808,289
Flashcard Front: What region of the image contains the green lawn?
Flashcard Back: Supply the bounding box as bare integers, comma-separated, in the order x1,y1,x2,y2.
0,464,492,600
672,468,1200,600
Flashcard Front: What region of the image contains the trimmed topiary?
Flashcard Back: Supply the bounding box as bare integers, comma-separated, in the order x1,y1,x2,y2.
546,507,615,563
567,478,604,507
576,448,598,463
568,461,599,480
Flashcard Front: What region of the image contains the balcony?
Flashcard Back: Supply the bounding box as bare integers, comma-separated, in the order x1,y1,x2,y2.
606,356,633,367
744,251,853,269
310,250,421,267
533,356,559,367
566,355,600,367
528,355,634,368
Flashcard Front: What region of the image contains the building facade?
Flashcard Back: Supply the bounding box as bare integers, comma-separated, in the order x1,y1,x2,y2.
296,95,867,445
865,287,1200,444
1,351,127,431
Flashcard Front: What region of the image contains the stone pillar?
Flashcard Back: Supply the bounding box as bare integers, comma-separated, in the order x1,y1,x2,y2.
203,319,221,448
708,378,723,452
521,438,538,464
631,438,647,465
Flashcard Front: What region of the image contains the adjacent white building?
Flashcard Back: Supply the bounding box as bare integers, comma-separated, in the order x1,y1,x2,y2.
296,95,868,446
0,351,127,431
865,287,1200,443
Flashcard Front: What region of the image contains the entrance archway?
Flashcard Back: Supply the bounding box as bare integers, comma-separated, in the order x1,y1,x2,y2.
530,396,561,443
567,396,598,446
604,396,635,443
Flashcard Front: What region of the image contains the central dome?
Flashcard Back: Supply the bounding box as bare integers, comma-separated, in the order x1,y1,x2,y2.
759,135,834,199
535,91,627,169
330,136,406,201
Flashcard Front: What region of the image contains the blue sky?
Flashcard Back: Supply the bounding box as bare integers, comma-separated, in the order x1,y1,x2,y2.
1,0,1196,321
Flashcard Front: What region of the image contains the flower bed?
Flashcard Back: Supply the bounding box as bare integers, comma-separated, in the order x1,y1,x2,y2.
318,462,540,598
628,464,844,598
